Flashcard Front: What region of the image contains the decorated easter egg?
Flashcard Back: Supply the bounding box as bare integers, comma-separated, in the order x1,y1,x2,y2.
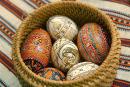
21,29,52,73
38,68,65,81
47,15,78,40
66,62,99,80
51,38,80,72
77,23,109,65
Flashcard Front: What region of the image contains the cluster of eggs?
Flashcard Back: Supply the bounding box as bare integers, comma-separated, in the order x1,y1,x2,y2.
21,15,110,81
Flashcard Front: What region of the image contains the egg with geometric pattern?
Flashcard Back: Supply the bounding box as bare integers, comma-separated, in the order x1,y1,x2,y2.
21,29,52,73
51,38,80,72
66,62,99,80
47,15,78,40
38,68,65,81
77,23,110,65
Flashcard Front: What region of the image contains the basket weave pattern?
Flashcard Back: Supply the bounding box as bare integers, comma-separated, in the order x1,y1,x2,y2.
12,2,121,87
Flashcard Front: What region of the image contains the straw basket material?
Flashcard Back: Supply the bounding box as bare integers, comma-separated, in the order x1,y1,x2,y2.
12,1,121,87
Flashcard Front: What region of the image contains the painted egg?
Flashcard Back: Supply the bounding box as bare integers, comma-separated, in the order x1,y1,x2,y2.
77,23,109,65
21,29,52,73
51,38,80,72
66,62,99,80
47,15,78,40
38,68,65,81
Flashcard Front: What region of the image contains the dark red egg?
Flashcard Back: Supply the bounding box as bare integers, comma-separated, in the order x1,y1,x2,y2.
77,23,110,64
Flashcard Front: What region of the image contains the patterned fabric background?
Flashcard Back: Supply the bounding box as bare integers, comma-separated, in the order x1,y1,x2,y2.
0,0,129,87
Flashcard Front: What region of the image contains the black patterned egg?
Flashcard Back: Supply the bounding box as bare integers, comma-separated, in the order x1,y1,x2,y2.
38,68,65,81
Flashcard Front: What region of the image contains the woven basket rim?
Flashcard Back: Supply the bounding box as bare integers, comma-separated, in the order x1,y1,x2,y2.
12,1,121,86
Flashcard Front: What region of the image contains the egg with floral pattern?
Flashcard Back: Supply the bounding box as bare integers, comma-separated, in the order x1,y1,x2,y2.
66,62,99,80
38,68,65,81
47,15,78,40
21,29,52,73
77,23,110,65
51,38,80,72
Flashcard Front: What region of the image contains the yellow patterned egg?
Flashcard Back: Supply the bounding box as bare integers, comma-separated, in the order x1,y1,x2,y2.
21,29,52,73
47,15,78,40
51,38,80,72
66,62,99,80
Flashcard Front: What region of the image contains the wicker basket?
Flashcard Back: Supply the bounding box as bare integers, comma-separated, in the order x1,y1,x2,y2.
12,1,121,87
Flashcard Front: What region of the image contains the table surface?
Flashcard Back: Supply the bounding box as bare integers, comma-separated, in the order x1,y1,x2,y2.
0,0,130,87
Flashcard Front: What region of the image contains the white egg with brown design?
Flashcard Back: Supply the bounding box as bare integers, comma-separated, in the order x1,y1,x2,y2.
47,15,78,40
66,62,99,80
51,38,80,72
